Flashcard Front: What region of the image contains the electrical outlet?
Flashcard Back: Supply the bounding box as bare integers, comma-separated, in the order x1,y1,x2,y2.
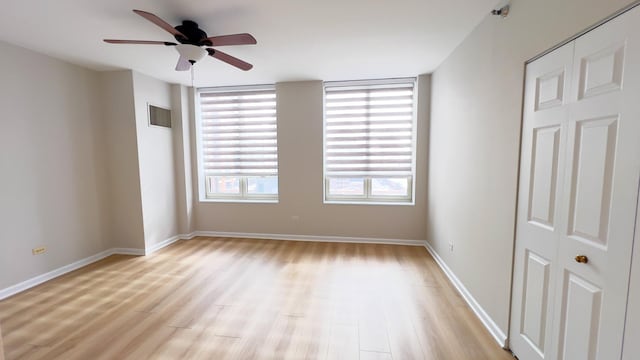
32,246,46,255
448,243,454,252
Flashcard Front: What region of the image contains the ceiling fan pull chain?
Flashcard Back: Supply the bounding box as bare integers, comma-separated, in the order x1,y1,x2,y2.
190,65,195,87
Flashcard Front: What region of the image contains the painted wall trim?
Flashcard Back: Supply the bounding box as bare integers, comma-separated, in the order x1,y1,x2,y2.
194,231,425,246
423,241,508,348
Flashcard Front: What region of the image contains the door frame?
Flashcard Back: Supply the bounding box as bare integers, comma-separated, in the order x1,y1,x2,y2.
0,322,5,360
621,181,640,359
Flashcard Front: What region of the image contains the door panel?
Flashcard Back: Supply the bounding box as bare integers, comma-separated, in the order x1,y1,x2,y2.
558,272,602,360
550,7,640,359
577,43,625,99
510,43,574,360
521,251,552,356
567,116,617,246
528,126,561,229
536,70,566,110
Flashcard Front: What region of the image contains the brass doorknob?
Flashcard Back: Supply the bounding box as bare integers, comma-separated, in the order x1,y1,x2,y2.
575,255,589,264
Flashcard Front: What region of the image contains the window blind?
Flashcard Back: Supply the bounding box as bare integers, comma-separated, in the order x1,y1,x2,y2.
324,80,415,177
198,87,278,177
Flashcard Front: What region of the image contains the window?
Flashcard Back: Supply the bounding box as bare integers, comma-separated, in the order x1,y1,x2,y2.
324,79,416,204
197,86,278,201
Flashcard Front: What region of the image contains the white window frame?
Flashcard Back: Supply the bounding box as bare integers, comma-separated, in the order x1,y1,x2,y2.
195,85,279,203
323,78,418,205
324,176,414,202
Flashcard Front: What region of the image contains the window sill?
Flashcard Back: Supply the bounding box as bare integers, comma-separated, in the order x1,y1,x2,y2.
324,200,415,206
200,198,279,204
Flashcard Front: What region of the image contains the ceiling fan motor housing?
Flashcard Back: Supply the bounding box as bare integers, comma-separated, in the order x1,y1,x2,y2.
174,20,212,46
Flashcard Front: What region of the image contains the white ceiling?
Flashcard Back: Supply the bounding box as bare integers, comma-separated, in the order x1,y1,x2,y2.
0,0,498,87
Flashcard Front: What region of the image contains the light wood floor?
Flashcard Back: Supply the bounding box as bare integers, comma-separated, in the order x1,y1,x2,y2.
0,237,513,360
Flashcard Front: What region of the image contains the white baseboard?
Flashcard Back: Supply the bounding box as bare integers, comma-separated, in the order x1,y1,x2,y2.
0,233,198,300
194,231,425,247
145,233,196,255
0,247,142,301
423,241,508,348
145,236,180,255
180,232,196,240
111,248,146,256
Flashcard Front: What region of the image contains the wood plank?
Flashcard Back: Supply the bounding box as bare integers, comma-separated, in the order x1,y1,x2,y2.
327,323,359,360
360,351,393,360
359,314,390,353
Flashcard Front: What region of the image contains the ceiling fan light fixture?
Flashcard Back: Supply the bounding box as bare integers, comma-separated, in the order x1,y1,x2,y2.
176,44,207,64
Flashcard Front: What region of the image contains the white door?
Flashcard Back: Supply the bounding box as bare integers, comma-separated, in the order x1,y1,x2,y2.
510,42,574,360
511,5,640,360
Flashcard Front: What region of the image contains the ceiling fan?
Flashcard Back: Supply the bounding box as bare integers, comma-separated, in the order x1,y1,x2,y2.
104,9,256,71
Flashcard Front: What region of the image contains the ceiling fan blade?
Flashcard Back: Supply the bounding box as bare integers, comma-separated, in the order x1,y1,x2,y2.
104,39,176,46
175,56,191,71
206,33,257,46
133,9,186,39
207,49,253,71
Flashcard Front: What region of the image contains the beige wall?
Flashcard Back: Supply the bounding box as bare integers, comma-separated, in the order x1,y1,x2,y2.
101,70,180,251
171,85,195,235
0,54,182,291
131,72,179,249
192,75,430,241
0,41,111,289
428,0,636,340
99,71,145,250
